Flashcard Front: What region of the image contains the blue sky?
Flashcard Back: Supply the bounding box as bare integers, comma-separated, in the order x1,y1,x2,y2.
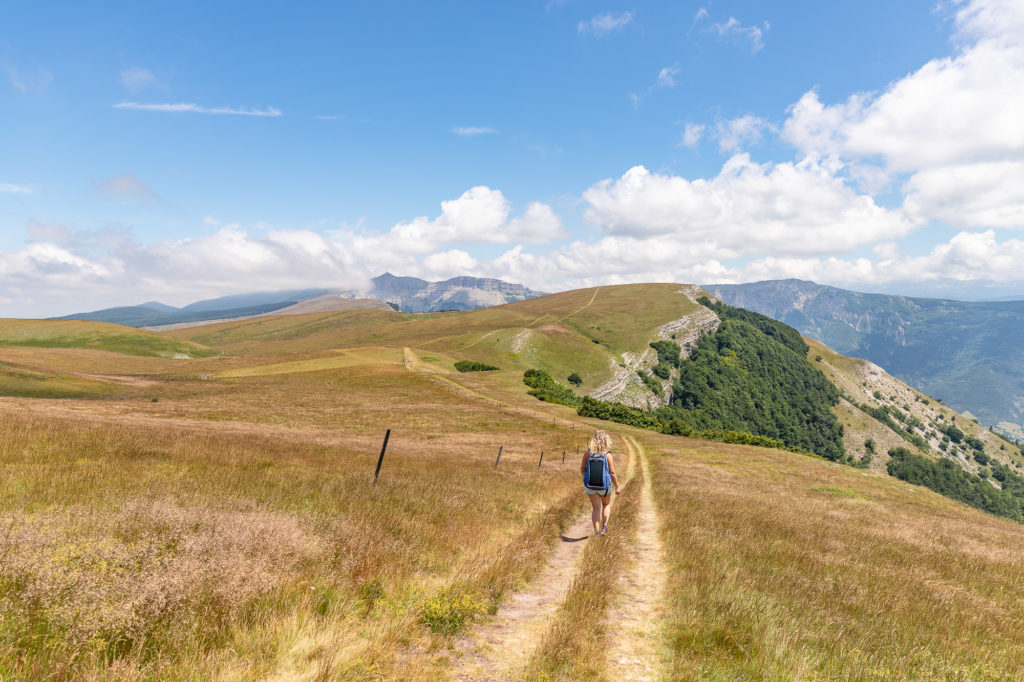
2,0,1024,316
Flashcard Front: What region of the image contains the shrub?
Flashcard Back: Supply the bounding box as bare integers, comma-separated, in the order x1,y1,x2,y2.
420,589,488,635
523,370,580,407
864,439,876,454
454,361,499,373
567,372,582,386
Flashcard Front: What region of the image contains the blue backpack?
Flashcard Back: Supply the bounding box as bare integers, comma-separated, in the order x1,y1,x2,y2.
584,451,612,490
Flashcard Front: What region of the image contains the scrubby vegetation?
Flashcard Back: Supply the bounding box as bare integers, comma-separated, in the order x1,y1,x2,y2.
523,369,581,406
454,360,500,372
887,447,1024,522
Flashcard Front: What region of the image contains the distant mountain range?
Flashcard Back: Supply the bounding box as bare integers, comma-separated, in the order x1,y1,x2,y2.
705,279,1024,438
58,274,545,328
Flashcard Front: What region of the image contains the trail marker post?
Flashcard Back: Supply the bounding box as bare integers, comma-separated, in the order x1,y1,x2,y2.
373,429,391,486
494,445,504,469
538,451,544,468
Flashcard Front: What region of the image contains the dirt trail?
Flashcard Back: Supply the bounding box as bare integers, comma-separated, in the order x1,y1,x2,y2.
604,435,668,679
451,513,594,680
450,433,640,681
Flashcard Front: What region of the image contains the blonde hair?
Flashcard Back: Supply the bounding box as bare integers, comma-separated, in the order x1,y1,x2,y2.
589,430,613,453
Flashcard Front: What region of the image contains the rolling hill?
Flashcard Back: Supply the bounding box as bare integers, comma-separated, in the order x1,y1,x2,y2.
706,279,1024,441
4,283,1024,679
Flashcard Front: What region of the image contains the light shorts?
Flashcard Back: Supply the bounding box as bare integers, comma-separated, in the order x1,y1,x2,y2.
585,486,610,496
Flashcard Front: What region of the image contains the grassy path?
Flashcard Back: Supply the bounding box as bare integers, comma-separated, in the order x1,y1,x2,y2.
447,432,660,681
450,513,594,680
605,435,668,679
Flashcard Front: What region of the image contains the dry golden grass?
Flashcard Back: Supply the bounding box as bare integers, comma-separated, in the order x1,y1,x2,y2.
644,431,1024,680
0,350,587,680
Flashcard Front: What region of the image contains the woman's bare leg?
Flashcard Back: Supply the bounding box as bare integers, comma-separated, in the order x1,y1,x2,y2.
589,493,603,534
601,493,614,529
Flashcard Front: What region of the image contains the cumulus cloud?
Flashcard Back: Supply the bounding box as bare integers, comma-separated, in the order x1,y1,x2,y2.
0,186,567,316
120,67,158,90
578,12,634,37
724,230,1024,287
113,102,282,117
452,126,498,136
387,186,565,252
96,174,159,202
780,0,1024,228
581,156,914,254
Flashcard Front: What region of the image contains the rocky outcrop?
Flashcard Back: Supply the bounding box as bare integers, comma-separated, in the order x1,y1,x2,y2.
588,296,720,409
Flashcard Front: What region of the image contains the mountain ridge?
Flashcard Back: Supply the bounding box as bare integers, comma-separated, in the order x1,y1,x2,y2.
705,279,1024,438
57,274,546,327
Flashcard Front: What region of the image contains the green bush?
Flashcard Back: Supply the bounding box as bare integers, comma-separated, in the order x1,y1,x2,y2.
454,360,499,373
523,369,581,407
567,372,582,386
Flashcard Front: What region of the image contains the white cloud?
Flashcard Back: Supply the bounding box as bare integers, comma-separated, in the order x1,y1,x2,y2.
903,160,1024,227
1,183,31,194
26,219,73,245
388,186,565,251
679,123,705,149
780,0,1024,228
656,63,680,88
581,156,915,254
113,102,282,117
631,63,681,108
96,174,159,202
709,16,769,53
120,67,158,90
452,126,498,136
3,64,52,93
578,12,634,37
715,115,770,152
727,230,1024,286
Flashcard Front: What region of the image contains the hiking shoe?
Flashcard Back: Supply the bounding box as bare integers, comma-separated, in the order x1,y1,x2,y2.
594,531,601,538
602,524,608,534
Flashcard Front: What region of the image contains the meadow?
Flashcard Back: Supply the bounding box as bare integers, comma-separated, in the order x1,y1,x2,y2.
4,286,1024,680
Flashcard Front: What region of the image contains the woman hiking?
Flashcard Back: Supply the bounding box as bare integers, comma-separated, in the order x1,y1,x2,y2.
580,430,620,537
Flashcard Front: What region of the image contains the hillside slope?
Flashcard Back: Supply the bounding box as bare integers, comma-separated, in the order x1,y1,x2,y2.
0,319,217,358
5,282,1024,679
706,279,1024,438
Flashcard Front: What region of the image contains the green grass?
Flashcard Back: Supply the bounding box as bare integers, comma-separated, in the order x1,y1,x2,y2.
0,319,217,358
0,364,117,399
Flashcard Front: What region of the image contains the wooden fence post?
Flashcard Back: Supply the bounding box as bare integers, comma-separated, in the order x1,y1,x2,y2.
562,449,566,465
538,451,544,468
494,445,504,469
373,429,391,486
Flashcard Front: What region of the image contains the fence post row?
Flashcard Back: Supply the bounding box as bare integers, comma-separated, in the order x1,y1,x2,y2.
373,429,391,486
494,445,504,469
